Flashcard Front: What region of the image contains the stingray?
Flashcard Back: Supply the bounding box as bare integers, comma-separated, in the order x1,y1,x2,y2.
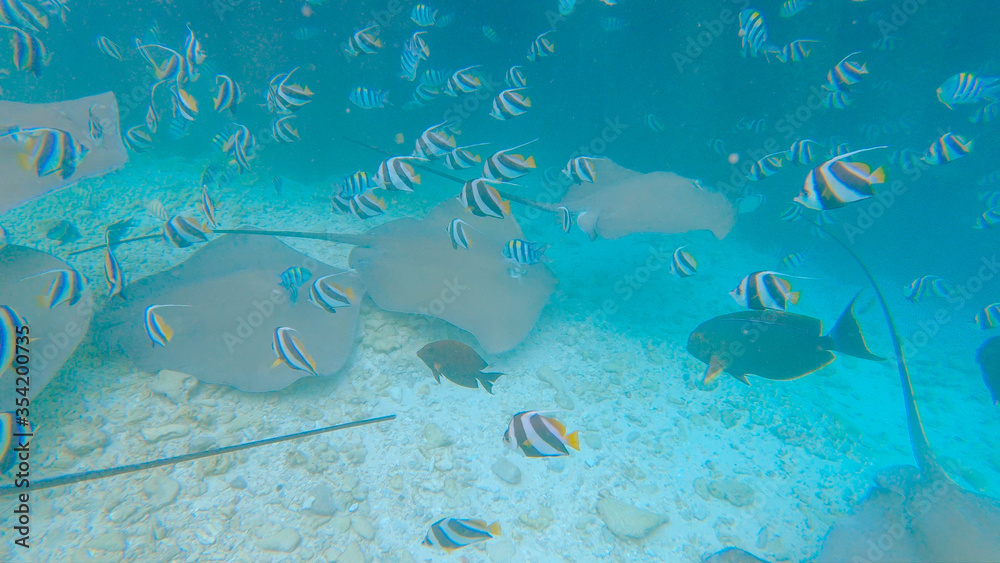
218,197,558,354
93,233,365,392
559,160,737,241
0,92,128,215
813,229,1000,562
0,245,93,412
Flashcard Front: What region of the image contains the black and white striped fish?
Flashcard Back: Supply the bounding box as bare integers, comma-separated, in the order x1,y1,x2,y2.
502,411,580,458
904,275,954,303
458,178,510,219
447,218,474,250
444,65,482,95
483,140,537,180
103,237,124,299
827,51,867,89
489,88,530,120
730,271,800,311
784,139,822,165
794,147,886,210
349,86,389,109
410,3,438,26
0,305,26,379
414,122,456,159
200,185,219,229
921,132,973,165
557,206,572,233
271,115,300,143
338,171,370,197
373,156,423,192
563,156,598,183
348,191,386,219
308,274,355,313
527,30,555,62
280,267,312,304
443,144,486,170
144,304,190,347
162,215,208,248
422,518,500,552
505,65,526,88
502,239,548,265
271,327,317,375
97,36,123,60
22,268,84,308
671,246,698,278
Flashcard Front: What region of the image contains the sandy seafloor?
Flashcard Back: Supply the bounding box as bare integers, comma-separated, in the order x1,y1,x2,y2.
1,155,999,563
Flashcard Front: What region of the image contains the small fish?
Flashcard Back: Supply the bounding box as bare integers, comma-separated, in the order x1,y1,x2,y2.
443,144,485,171
779,0,813,17
977,304,1000,330
162,215,208,248
308,274,355,313
977,337,1000,405
97,36,123,60
125,125,154,153
280,266,312,304
410,4,437,26
349,86,389,109
979,191,1000,209
144,200,169,221
458,178,510,219
423,518,501,553
730,271,800,311
45,220,80,244
921,132,973,165
557,206,572,233
769,39,819,63
738,9,769,58
823,88,852,109
482,26,499,43
3,127,88,179
0,306,26,379
904,276,953,303
794,147,886,211
271,115,300,143
502,239,548,266
3,25,46,76
409,31,430,58
936,72,1000,109
292,26,318,41
503,411,580,458
563,156,598,183
22,268,84,308
337,171,370,197
747,152,785,181
779,203,802,222
785,139,822,164
103,239,124,299
446,218,474,250
827,52,867,89
399,46,420,81
780,252,806,270
273,175,284,193
978,171,1000,186
527,30,555,62
373,156,423,192
344,25,381,56
974,208,1000,229
144,304,190,347
105,218,133,246
88,105,104,145
417,340,503,393
271,327,318,375
483,140,536,181
444,65,482,96
414,122,456,159
671,246,698,278
200,186,218,230
213,74,242,113
601,16,628,32
183,23,206,70
505,65,526,88
872,34,900,52
735,117,766,133
419,69,446,87
971,101,1000,124
644,114,664,132
348,191,386,219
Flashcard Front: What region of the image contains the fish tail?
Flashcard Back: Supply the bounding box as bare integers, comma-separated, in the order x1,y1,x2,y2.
826,291,885,361
487,522,502,536
565,431,580,451
869,166,886,184
788,291,801,305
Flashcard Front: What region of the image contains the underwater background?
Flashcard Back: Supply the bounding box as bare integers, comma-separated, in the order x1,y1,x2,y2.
1,0,1000,561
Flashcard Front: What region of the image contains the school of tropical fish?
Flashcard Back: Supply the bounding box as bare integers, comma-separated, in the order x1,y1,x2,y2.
0,0,999,559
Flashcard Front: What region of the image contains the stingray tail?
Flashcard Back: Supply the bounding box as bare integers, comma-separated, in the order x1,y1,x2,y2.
825,291,885,361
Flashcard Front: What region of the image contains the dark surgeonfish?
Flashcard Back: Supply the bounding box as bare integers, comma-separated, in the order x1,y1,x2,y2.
687,292,884,385
417,340,503,393
977,336,1000,405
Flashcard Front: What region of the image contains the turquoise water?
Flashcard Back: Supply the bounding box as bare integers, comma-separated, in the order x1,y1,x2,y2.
1,0,999,561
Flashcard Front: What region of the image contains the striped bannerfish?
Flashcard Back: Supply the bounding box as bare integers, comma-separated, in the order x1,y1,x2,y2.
483,140,537,180
503,411,580,458
408,83,440,107
446,218,474,250
974,208,1000,229
921,132,973,165
779,0,813,17
280,267,312,304
443,144,486,170
0,412,32,473
271,327,318,375
22,268,84,308
220,124,255,174
422,518,501,552
308,274,355,313
601,16,628,32
527,30,555,62
770,39,819,63
831,142,852,157
2,127,88,179
349,86,389,109
971,101,1000,124
0,306,25,379
348,191,386,219
200,186,218,230
785,139,822,165
271,115,300,143
399,44,421,81
270,67,314,111
563,156,598,183
144,304,191,347
823,88,851,109
213,74,242,113
183,23,206,70
338,171,370,197
170,86,198,122
735,116,766,133
444,65,481,96
374,156,423,192
331,194,352,215
780,252,806,270
458,178,510,219
977,304,1000,330
730,271,800,311
827,52,867,89
482,25,499,43
794,147,887,211
557,206,572,233
103,237,124,299
145,99,160,133
344,25,382,56
409,30,430,58
162,215,208,248
937,72,1000,109
490,88,530,120
644,114,664,132
0,0,47,32
505,65,526,88
671,246,698,278
738,9,768,58
125,125,153,153
502,239,548,266
2,25,45,77
410,3,438,27
904,275,953,303
747,152,785,181
413,122,456,159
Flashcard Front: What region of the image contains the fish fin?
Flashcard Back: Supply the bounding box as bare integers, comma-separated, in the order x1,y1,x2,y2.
733,374,750,386
703,355,726,384
35,295,49,308
271,359,283,368
826,291,885,361
487,522,502,536
565,431,581,451
344,286,356,301
16,151,32,171
413,173,422,184
160,316,174,342
480,377,495,394
501,200,511,215
549,418,567,434
869,166,886,184
525,155,536,168
788,291,800,305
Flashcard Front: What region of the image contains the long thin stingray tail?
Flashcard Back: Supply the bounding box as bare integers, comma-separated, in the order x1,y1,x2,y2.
816,225,948,481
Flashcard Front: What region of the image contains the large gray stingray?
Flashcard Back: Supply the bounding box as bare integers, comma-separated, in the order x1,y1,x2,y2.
0,245,93,412
813,234,1000,562
219,198,557,354
93,233,364,392
559,160,736,241
0,92,128,215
